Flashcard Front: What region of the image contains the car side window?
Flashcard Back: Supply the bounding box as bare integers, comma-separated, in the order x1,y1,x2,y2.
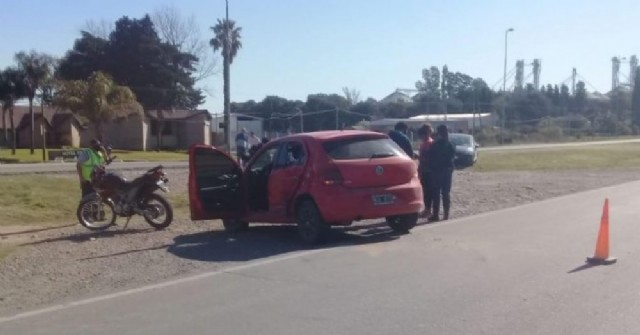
249,145,280,172
274,142,306,169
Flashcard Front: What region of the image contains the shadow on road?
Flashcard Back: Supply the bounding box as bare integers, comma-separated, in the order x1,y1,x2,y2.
0,224,76,237
567,263,596,274
19,227,154,246
165,220,419,263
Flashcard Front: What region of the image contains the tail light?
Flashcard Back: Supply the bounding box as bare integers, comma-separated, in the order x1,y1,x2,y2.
321,165,344,186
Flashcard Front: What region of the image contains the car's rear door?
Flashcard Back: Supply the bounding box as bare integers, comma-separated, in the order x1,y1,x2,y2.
188,144,244,220
268,141,307,217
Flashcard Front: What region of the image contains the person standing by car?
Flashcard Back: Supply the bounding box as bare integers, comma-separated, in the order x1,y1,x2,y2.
248,131,261,150
76,139,109,198
388,122,416,158
235,128,249,164
417,124,434,218
427,125,456,222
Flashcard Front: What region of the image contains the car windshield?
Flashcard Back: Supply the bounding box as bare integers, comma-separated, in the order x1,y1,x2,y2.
323,136,404,160
449,134,472,147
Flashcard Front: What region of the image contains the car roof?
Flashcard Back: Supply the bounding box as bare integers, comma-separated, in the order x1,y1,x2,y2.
449,133,472,137
271,130,387,143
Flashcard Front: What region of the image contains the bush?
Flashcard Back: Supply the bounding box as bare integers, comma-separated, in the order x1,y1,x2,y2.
537,126,564,141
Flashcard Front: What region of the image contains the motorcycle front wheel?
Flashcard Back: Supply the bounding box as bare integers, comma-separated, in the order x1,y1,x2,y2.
77,195,117,231
141,193,174,230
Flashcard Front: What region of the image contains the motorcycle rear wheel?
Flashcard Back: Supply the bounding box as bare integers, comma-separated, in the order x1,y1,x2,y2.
141,193,174,230
77,195,117,231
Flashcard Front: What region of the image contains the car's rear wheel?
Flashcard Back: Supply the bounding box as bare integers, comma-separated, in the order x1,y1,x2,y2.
222,219,249,233
296,200,330,245
386,213,418,233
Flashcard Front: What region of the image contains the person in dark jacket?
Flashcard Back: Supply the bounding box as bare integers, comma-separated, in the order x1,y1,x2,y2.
388,122,415,158
427,125,456,222
417,124,434,218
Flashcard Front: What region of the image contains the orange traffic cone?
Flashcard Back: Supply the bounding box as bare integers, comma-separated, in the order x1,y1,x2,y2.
586,198,617,265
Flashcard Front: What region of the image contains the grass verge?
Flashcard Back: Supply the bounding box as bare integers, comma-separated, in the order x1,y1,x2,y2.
0,149,187,163
474,143,640,172
0,175,188,226
0,245,16,262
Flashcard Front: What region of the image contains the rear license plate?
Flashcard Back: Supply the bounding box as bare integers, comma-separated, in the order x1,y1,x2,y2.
372,194,396,206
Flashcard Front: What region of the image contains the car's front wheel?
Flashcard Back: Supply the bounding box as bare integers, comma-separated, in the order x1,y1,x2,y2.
386,213,418,233
296,200,330,245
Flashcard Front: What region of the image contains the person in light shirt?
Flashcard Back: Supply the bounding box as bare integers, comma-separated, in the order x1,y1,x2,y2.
248,131,261,149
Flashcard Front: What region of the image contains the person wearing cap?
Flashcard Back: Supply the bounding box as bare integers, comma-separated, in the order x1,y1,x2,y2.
388,122,415,158
76,139,109,198
427,125,456,222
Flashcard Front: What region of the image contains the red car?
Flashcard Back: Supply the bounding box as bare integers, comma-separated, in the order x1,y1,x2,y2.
188,130,424,244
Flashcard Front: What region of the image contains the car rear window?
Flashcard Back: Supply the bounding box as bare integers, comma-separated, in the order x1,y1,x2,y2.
323,136,404,160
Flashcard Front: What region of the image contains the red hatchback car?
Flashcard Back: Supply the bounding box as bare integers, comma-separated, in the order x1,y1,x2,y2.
188,130,424,244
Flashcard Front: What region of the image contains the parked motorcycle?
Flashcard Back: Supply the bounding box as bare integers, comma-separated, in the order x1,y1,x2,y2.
76,157,174,231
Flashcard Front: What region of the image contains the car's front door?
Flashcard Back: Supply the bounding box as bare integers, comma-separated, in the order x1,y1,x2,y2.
188,144,244,220
268,141,307,218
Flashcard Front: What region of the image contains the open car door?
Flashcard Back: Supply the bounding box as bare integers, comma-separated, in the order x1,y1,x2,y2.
188,144,245,220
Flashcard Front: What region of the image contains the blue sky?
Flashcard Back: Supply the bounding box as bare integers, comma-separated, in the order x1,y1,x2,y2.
1,0,638,114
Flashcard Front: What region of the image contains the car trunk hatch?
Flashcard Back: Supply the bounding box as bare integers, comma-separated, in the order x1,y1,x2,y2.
322,135,416,189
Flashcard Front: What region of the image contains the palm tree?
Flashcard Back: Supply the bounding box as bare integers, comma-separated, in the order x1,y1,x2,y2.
210,18,242,150
54,71,142,141
0,68,28,155
15,51,55,154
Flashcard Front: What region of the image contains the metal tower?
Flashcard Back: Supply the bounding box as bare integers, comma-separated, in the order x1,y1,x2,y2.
532,59,541,90
612,57,621,91
515,60,525,90
572,68,577,95
631,55,638,88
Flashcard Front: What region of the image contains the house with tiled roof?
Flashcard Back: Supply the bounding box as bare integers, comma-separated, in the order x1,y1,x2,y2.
0,106,212,151
0,106,87,148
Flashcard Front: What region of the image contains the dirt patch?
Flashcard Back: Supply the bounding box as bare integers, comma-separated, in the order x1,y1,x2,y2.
1,167,639,316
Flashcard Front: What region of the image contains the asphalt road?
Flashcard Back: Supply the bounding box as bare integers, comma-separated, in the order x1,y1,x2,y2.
479,138,640,151
0,161,188,174
2,138,640,175
2,179,640,334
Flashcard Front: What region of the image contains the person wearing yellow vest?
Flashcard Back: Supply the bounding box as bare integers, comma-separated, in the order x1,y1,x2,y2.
76,139,109,197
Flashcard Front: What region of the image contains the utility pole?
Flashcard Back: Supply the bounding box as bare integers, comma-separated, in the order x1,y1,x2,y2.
299,108,304,133
501,27,514,144
223,0,231,153
572,68,577,95
335,108,339,130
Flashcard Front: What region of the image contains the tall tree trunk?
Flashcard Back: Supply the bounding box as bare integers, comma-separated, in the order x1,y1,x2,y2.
223,53,231,153
29,96,35,154
9,107,16,155
2,108,7,145
95,123,104,142
41,103,46,161
156,109,165,151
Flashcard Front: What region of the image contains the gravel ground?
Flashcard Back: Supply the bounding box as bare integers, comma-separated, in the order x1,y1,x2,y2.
1,167,640,317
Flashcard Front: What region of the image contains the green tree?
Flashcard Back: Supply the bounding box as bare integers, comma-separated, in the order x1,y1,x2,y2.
633,69,640,128
0,68,28,154
54,71,143,141
57,16,204,110
14,51,56,154
415,66,441,113
56,31,108,80
210,18,242,149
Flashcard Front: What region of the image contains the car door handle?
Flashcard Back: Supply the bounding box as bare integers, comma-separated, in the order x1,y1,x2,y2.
201,185,226,191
